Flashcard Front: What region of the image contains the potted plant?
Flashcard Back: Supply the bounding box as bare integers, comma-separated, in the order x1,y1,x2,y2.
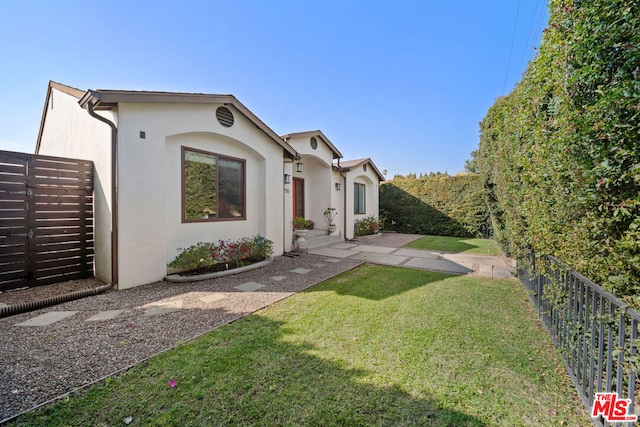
324,207,338,235
292,217,311,242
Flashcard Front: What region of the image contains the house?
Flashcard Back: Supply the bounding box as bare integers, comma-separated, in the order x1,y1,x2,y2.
36,81,383,290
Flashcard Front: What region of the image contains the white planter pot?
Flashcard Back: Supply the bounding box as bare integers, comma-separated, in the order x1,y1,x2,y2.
294,229,308,242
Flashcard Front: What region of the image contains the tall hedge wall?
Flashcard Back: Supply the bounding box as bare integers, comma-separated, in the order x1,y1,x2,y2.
380,174,491,238
478,0,639,301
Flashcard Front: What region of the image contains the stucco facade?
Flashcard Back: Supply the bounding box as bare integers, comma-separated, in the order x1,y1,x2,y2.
36,81,383,289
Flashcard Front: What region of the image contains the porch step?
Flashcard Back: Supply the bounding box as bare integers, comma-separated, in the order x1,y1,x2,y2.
300,229,343,250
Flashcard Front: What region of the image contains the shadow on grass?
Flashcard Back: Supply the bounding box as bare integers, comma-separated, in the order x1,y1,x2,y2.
307,264,453,301
14,314,486,426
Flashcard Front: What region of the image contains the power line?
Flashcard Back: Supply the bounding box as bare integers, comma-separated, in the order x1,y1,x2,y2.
503,0,523,94
518,0,549,78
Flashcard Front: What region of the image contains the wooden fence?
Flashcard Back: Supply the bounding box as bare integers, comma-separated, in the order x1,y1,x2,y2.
0,150,94,291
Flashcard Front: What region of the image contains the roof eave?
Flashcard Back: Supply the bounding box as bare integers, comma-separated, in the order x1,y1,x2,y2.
78,89,297,159
281,130,343,159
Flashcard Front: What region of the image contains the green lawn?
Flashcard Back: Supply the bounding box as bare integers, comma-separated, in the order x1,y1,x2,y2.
15,265,589,426
407,235,503,255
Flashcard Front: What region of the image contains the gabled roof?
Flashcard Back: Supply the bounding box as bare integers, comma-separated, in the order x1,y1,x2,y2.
280,130,342,159
37,81,298,158
35,81,86,153
333,157,385,181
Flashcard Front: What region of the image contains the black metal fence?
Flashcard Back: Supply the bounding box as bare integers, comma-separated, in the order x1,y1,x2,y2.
519,255,640,427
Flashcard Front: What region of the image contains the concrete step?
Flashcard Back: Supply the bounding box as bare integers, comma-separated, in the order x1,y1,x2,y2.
296,229,342,250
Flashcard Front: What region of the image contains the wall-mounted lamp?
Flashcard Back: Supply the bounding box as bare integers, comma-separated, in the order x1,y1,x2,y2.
335,182,341,190
296,161,304,173
284,174,291,184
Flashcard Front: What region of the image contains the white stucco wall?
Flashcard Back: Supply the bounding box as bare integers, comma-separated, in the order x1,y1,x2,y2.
344,166,380,239
287,135,335,231
115,102,286,289
37,87,114,284
331,169,346,238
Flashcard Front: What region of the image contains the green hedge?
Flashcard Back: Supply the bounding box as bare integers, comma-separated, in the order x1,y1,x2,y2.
478,0,640,302
380,174,491,238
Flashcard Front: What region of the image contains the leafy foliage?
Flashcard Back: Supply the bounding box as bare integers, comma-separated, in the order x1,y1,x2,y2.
184,158,217,220
167,242,215,271
169,235,273,272
380,174,491,237
477,0,640,302
292,217,311,230
354,216,380,236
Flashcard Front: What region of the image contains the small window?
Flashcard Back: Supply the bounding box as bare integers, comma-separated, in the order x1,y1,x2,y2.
354,183,366,214
182,147,245,222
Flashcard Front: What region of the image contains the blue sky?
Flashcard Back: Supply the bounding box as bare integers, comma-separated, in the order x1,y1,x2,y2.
0,0,548,177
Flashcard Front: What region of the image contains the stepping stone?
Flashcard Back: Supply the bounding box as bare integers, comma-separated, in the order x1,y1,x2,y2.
290,268,312,275
308,247,356,258
313,263,327,268
85,310,124,322
143,300,183,317
234,282,266,292
323,258,342,263
198,293,228,303
15,311,78,327
270,276,286,281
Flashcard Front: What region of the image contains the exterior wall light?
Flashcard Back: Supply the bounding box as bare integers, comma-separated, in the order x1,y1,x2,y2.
296,161,304,173
284,174,291,184
335,182,341,190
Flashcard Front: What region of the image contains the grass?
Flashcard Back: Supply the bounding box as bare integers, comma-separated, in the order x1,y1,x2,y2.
407,235,502,255
15,265,590,426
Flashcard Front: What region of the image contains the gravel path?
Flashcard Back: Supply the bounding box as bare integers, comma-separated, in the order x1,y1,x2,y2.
0,253,361,422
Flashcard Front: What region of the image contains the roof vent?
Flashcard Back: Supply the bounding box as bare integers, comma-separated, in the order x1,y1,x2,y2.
310,136,318,150
216,106,234,128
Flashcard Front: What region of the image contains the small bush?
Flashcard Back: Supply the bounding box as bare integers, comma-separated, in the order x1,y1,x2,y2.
354,216,380,236
168,242,215,271
242,235,274,260
169,235,273,272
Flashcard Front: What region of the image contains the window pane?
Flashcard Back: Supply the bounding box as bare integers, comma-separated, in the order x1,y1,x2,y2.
354,183,366,214
218,157,244,218
184,150,217,220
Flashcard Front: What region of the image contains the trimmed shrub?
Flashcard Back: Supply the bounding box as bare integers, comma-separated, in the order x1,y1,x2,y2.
380,174,491,238
477,0,640,302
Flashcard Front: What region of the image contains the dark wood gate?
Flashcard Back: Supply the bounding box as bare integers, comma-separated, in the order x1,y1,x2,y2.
0,150,94,291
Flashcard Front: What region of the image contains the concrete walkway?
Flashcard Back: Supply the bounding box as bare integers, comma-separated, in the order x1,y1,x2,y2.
308,242,515,279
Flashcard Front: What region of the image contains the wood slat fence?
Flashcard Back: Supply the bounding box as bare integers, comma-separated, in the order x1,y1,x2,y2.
0,150,94,291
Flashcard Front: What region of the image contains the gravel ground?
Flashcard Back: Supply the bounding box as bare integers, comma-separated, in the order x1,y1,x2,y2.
0,278,107,307
0,253,362,422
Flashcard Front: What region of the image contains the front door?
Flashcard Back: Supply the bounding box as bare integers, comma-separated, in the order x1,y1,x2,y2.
293,177,305,219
